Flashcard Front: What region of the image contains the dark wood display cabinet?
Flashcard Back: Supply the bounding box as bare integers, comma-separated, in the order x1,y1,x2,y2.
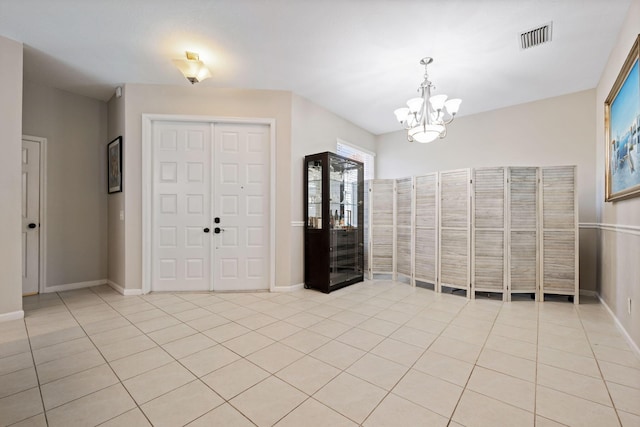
304,152,364,293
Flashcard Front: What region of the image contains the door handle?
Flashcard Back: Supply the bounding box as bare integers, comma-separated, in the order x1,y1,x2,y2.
203,227,210,233
214,227,224,234
28,223,37,229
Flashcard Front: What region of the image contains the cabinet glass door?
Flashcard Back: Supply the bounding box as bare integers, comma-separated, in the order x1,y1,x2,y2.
307,159,323,229
329,156,362,285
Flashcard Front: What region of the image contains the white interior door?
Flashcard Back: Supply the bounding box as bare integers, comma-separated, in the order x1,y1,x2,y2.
22,139,40,295
152,122,212,291
213,123,270,291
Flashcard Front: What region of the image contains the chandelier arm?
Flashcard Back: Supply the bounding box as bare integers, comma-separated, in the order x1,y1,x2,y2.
441,114,456,125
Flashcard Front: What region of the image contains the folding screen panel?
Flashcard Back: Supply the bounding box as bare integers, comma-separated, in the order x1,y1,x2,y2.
365,165,577,303
364,180,370,275
472,167,507,298
368,179,395,278
540,166,579,303
439,169,471,295
395,177,414,283
508,167,539,300
414,173,438,287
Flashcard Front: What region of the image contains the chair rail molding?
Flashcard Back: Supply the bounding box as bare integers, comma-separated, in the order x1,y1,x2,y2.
579,222,640,236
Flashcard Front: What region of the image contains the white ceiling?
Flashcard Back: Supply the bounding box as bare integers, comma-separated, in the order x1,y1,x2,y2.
0,0,631,135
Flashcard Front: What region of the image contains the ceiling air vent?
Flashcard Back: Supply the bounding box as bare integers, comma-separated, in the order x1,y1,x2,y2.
520,22,552,50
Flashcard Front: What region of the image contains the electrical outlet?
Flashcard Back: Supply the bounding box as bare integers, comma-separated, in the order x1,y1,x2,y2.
628,297,632,315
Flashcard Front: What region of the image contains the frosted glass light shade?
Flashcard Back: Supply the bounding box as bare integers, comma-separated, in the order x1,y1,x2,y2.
444,98,462,115
408,124,444,143
429,94,448,111
394,107,410,123
173,58,212,84
407,97,424,113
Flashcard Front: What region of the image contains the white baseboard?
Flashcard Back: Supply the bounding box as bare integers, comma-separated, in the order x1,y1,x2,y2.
44,279,107,293
107,280,144,296
0,310,24,323
597,294,640,359
272,283,305,293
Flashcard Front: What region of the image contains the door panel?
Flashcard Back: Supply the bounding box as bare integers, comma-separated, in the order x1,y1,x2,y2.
151,121,270,292
152,122,212,291
213,124,270,291
22,139,40,295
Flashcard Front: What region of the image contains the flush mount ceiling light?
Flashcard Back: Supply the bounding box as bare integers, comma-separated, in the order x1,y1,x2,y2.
173,51,212,84
394,57,461,143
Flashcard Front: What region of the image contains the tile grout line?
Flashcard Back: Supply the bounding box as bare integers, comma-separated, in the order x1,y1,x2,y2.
444,297,504,426
116,288,330,426
222,289,389,427
77,286,156,426
18,285,485,425
17,283,632,427
179,288,374,426
360,292,473,426
279,300,399,426
207,284,428,426
575,303,624,427
537,306,630,410
20,305,50,427
534,297,540,427
272,285,417,426
23,292,120,420
90,287,263,425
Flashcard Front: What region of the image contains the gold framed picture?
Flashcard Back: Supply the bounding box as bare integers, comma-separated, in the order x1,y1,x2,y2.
605,35,640,202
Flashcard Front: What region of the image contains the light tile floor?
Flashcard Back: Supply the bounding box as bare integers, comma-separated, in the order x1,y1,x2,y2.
1,280,639,426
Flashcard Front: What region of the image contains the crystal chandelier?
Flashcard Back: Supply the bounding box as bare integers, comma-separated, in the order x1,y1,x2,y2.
394,57,461,143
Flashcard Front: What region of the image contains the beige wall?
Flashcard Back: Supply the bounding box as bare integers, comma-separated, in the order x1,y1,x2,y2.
116,84,293,290
595,0,640,349
290,94,376,284
108,87,376,291
376,90,598,291
107,91,126,289
0,35,23,318
22,80,108,288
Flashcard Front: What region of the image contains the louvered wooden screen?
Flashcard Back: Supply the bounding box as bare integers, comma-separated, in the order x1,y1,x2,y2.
439,169,471,294
364,180,370,276
364,165,577,303
472,167,507,298
508,167,539,299
395,177,413,281
369,179,395,276
414,173,438,286
540,166,578,303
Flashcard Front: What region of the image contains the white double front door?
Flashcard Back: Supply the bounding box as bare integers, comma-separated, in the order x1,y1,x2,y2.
152,120,270,292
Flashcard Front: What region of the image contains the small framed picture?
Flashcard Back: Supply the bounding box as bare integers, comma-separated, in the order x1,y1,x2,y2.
108,136,123,194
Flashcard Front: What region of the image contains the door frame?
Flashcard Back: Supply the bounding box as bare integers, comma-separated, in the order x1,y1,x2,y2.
22,135,48,294
141,114,277,294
